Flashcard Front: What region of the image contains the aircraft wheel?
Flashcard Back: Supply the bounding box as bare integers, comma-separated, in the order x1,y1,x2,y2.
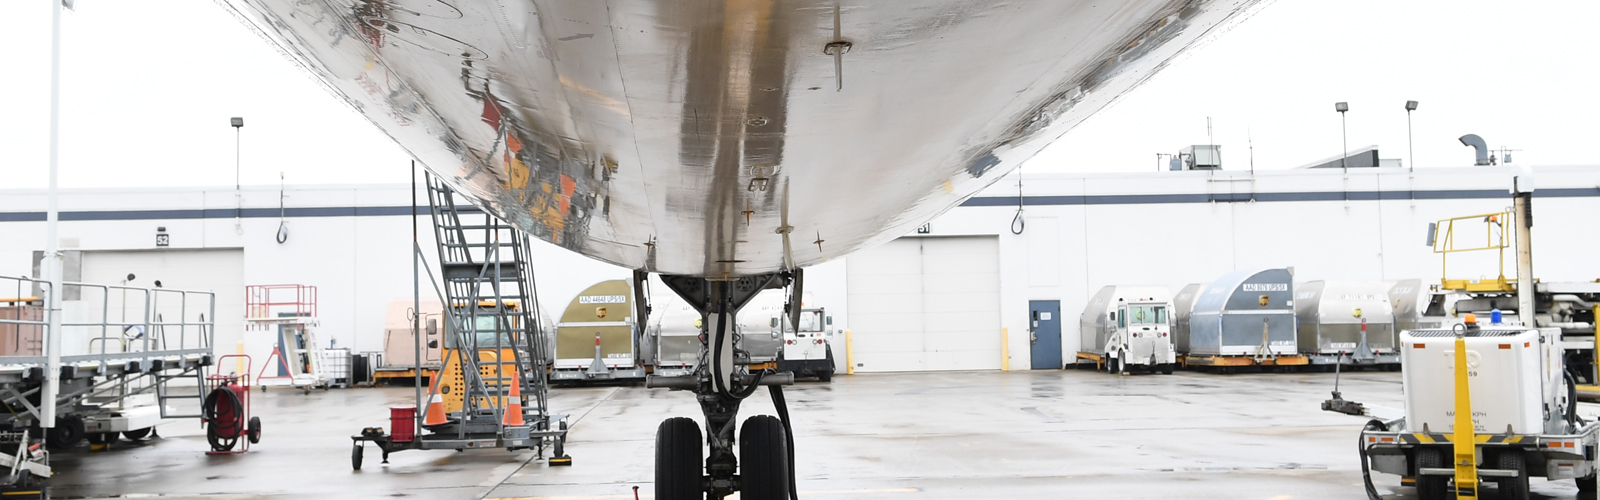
739,415,790,500
655,417,702,500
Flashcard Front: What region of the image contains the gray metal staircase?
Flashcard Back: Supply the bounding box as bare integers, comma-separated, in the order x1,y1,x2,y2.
425,174,552,436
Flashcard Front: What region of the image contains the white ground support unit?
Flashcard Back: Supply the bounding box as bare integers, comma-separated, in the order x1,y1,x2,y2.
0,275,216,491
1078,285,1175,374
1357,324,1598,500
776,308,836,381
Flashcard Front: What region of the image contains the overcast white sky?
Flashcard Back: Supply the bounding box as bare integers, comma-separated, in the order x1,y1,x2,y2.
2,1,1597,189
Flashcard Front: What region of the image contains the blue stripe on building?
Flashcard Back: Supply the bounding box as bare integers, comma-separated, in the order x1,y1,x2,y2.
0,187,1594,222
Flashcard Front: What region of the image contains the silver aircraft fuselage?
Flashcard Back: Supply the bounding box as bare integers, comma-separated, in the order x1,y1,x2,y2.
219,0,1260,277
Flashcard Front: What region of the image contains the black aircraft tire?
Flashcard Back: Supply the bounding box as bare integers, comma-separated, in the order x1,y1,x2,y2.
352,442,364,471
1495,451,1529,500
739,415,790,500
655,417,702,500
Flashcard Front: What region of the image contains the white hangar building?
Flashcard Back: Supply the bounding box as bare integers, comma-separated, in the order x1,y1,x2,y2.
2,164,1596,373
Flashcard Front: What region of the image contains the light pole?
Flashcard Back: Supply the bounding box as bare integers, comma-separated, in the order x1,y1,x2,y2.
1405,101,1418,172
1335,102,1349,171
232,117,244,234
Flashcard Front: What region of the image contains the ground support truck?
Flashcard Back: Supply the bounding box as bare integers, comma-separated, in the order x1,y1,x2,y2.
1346,321,1597,500
1077,285,1175,374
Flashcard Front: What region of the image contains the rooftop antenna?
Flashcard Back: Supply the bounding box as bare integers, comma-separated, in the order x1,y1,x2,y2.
1207,116,1220,169
1248,127,1255,174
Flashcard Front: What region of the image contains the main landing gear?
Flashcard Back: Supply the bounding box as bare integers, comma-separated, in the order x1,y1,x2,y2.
647,272,802,500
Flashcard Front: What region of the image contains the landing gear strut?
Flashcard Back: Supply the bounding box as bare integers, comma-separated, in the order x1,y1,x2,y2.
649,273,799,500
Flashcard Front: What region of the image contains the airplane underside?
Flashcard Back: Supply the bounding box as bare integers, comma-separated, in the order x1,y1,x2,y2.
216,0,1262,497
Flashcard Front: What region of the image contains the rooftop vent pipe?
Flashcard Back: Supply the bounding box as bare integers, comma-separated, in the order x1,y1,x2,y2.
1459,134,1492,166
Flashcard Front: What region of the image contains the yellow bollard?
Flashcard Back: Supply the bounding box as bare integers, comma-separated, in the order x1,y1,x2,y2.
236,341,245,375
1000,327,1009,371
845,329,854,375
1452,318,1479,499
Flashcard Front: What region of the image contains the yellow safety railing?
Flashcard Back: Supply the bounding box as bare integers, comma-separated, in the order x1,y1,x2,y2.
1433,212,1515,293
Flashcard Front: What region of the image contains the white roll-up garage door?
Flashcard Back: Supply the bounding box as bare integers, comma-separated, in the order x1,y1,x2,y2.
77,249,244,368
845,236,1000,372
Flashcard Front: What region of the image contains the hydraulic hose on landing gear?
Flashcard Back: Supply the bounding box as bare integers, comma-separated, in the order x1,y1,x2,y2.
768,385,799,500
710,302,765,401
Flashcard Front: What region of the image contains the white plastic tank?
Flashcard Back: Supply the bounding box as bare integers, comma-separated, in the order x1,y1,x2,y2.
1400,326,1566,434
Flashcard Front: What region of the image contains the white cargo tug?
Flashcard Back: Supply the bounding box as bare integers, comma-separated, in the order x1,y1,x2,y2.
1329,313,1599,500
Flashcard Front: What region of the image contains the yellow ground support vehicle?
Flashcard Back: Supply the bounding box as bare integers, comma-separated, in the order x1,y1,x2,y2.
432,300,526,414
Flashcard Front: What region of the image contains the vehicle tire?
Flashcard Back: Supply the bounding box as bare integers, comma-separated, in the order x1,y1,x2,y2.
1414,447,1449,500
817,369,833,382
47,415,85,450
1107,354,1119,375
248,416,262,444
1577,472,1597,493
1162,363,1174,375
123,427,152,441
655,417,702,500
1495,450,1529,500
553,420,567,458
352,442,364,471
86,432,117,445
739,415,790,500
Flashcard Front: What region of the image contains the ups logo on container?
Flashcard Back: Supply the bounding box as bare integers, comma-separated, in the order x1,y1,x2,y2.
1258,295,1270,307
595,306,608,319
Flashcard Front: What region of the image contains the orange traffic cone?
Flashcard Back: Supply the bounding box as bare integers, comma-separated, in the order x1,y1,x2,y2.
502,380,525,426
423,377,449,426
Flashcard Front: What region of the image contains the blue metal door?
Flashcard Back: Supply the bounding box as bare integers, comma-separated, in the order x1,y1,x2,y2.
1029,300,1062,369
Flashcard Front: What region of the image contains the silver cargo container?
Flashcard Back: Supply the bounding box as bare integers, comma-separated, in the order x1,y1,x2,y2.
645,295,703,377
1294,280,1399,365
1184,268,1298,357
1388,278,1444,332
1172,283,1202,354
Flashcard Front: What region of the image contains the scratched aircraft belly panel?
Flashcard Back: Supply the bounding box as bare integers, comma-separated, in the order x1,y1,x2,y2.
217,0,1261,277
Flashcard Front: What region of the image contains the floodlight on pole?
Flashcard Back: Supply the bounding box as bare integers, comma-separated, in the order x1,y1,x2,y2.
1335,102,1349,171
232,117,244,234
1405,101,1418,172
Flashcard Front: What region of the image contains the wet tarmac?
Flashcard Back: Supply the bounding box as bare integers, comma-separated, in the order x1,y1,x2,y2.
45,369,1590,499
